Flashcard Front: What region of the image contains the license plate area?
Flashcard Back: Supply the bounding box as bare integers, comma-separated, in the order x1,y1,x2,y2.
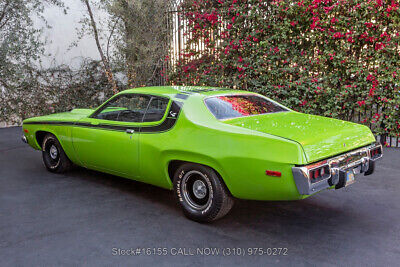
335,168,358,189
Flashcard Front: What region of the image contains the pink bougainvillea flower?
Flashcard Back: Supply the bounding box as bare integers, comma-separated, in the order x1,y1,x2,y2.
299,100,307,106
380,32,389,38
323,6,335,14
375,42,385,50
333,32,344,38
367,74,375,81
369,88,376,97
224,46,230,55
365,22,374,28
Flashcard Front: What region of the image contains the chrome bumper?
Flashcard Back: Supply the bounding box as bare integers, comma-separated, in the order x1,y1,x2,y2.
292,142,383,195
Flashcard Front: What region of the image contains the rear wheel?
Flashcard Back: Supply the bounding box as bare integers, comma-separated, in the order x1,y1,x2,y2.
173,163,234,222
42,134,72,173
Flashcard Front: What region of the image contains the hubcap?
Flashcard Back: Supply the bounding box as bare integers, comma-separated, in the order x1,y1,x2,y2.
49,145,58,160
193,180,207,199
182,170,211,210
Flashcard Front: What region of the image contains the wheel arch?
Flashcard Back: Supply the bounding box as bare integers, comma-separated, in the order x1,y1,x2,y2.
166,155,233,196
34,129,66,151
35,130,50,149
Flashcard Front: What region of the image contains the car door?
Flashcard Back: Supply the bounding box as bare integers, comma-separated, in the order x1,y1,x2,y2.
71,93,151,177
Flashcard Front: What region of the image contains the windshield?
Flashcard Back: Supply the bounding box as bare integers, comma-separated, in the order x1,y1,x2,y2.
204,95,288,120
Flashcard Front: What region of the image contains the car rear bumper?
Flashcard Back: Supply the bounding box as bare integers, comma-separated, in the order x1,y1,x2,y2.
292,142,383,195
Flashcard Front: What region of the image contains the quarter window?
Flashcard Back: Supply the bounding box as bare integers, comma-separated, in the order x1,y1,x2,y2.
143,96,169,122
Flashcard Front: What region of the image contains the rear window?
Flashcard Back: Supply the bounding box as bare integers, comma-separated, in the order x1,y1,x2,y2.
204,95,288,120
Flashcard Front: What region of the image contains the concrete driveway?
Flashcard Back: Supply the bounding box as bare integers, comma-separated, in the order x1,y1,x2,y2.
1,127,399,266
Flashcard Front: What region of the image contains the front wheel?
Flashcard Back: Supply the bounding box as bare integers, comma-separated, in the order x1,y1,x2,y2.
42,134,72,173
173,163,234,222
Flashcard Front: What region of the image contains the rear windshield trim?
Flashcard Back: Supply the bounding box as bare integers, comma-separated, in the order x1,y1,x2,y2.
203,93,289,121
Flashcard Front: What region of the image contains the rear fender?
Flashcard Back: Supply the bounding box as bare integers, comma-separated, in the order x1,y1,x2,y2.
162,150,230,190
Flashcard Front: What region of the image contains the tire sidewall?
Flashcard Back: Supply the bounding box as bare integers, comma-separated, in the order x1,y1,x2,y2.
174,164,223,222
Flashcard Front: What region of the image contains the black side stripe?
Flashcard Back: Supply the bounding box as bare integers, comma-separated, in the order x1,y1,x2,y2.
24,101,182,133
24,121,74,126
76,122,141,132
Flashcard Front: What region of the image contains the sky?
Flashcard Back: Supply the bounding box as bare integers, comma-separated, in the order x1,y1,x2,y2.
39,0,101,68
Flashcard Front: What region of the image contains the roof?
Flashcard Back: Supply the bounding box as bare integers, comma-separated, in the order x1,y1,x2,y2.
119,86,251,98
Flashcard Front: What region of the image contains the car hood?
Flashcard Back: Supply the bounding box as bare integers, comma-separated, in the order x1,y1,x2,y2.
223,111,376,163
23,108,94,123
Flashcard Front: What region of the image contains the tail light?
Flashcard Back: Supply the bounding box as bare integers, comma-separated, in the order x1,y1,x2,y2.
369,146,382,158
308,164,330,183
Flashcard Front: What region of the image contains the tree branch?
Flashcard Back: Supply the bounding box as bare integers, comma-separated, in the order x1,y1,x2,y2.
106,18,120,62
0,0,11,25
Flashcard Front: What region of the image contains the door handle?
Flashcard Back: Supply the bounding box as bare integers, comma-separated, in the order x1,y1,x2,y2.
126,129,135,134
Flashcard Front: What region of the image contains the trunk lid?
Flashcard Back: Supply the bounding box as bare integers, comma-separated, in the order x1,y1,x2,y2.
223,111,375,163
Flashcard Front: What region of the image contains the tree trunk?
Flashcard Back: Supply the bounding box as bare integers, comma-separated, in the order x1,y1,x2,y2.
124,19,137,88
83,0,118,94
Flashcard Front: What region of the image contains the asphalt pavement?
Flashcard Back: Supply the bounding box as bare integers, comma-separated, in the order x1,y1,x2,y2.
1,126,399,266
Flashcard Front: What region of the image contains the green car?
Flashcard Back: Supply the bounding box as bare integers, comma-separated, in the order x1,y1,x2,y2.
22,86,383,222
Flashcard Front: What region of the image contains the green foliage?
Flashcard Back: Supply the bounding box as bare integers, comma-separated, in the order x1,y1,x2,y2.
168,0,400,138
76,0,175,87
0,1,115,125
0,0,66,125
1,60,114,125
1,0,176,125
104,0,174,87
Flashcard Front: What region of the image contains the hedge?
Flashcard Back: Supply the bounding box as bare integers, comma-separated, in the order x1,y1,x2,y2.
167,0,400,138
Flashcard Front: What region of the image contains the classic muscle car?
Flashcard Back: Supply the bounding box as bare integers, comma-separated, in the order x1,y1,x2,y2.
22,86,383,222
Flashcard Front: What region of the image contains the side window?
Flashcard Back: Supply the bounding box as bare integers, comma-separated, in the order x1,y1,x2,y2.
94,94,151,122
143,96,169,122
